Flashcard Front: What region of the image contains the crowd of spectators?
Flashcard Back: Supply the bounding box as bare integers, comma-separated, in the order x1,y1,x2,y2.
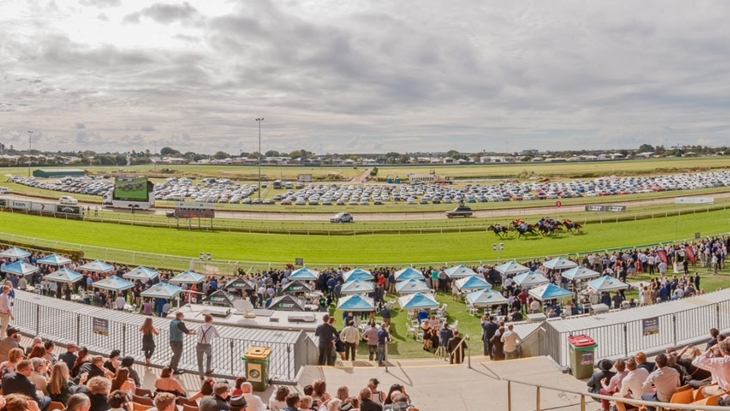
585,327,730,410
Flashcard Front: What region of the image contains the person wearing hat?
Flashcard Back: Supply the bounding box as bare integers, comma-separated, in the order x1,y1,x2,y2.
229,394,248,411
58,342,78,372
0,326,20,362
586,359,616,395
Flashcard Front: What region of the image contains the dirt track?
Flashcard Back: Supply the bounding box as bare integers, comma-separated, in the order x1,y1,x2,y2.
6,191,730,222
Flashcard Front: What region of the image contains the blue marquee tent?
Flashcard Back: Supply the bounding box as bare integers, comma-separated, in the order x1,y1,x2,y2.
289,267,320,281
398,292,439,310
0,247,31,259
37,254,72,266
494,260,530,276
445,265,477,279
169,270,205,285
78,260,116,273
455,275,492,291
561,266,600,281
343,268,374,282
1,261,39,277
466,289,508,308
543,257,578,271
337,294,375,312
93,275,134,291
45,268,84,284
394,267,424,282
123,266,159,281
513,272,550,288
140,283,182,299
340,280,375,294
528,283,572,301
395,279,431,294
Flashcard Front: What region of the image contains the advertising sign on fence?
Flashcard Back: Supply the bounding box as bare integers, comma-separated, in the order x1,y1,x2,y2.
584,205,627,212
642,317,659,336
93,318,109,336
675,197,714,204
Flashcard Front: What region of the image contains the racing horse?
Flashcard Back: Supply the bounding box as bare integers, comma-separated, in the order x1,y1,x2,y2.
487,224,509,238
561,219,583,233
510,221,538,238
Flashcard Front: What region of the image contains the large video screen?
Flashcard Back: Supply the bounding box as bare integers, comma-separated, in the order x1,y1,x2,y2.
113,177,149,201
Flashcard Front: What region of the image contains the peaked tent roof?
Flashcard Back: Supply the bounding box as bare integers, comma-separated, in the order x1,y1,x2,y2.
561,266,600,281
513,272,550,287
78,260,116,273
340,280,375,294
343,268,374,282
394,267,425,282
0,247,31,259
289,267,320,280
395,279,431,294
444,265,477,279
225,277,255,291
466,289,508,308
542,257,578,271
37,254,72,266
44,268,84,284
203,289,238,306
398,292,439,310
455,275,492,291
337,294,375,312
1,261,39,277
494,260,530,275
169,270,205,285
281,280,313,294
529,283,573,301
123,266,159,281
269,295,306,311
140,283,183,299
586,275,628,292
93,275,134,292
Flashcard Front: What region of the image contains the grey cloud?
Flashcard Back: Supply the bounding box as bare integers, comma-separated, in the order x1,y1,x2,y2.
140,125,155,132
123,2,200,25
76,123,86,129
81,0,121,7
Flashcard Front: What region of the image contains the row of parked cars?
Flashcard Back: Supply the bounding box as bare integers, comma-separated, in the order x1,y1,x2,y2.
9,171,730,207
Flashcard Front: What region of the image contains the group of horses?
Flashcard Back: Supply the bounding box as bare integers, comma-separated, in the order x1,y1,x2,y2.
487,218,583,238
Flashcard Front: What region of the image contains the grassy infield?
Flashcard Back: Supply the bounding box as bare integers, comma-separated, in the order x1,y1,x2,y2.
2,158,730,357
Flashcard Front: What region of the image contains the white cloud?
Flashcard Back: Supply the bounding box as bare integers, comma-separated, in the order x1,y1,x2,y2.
1,0,729,154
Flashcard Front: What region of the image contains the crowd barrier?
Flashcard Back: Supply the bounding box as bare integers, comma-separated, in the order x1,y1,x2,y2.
542,288,730,367
11,291,315,382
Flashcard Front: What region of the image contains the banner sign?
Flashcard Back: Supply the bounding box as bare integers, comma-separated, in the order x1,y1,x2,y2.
585,205,627,212
57,205,82,215
11,200,30,210
675,197,714,204
642,317,659,336
93,318,109,336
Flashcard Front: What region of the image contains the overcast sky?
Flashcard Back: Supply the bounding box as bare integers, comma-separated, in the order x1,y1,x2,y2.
2,1,730,155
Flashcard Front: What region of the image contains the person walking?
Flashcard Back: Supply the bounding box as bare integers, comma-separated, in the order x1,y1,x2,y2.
501,324,522,360
139,318,159,365
0,285,15,337
362,322,379,362
169,312,195,375
196,314,220,380
339,320,360,362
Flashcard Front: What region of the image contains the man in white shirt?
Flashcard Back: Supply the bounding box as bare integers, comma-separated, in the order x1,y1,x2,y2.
339,320,360,361
240,381,266,411
641,353,679,411
196,314,220,380
501,324,522,360
614,357,650,411
692,339,730,398
114,295,126,310
0,286,14,336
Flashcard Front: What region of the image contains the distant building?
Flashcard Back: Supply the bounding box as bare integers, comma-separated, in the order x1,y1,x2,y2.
33,168,85,178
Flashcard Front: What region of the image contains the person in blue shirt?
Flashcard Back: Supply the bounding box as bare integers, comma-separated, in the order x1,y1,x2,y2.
376,324,390,366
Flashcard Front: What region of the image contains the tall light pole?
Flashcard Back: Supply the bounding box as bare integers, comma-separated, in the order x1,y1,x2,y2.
27,131,33,177
256,118,264,199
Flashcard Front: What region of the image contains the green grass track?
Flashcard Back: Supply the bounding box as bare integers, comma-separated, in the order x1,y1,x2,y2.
2,208,730,265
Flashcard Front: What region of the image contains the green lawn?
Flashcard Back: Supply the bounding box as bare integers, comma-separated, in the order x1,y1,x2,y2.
1,207,729,267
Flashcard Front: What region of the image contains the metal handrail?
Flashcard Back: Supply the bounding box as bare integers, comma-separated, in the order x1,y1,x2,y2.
504,378,730,411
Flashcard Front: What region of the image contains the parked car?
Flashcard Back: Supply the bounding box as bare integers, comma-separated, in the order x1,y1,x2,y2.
59,195,78,205
330,212,354,223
